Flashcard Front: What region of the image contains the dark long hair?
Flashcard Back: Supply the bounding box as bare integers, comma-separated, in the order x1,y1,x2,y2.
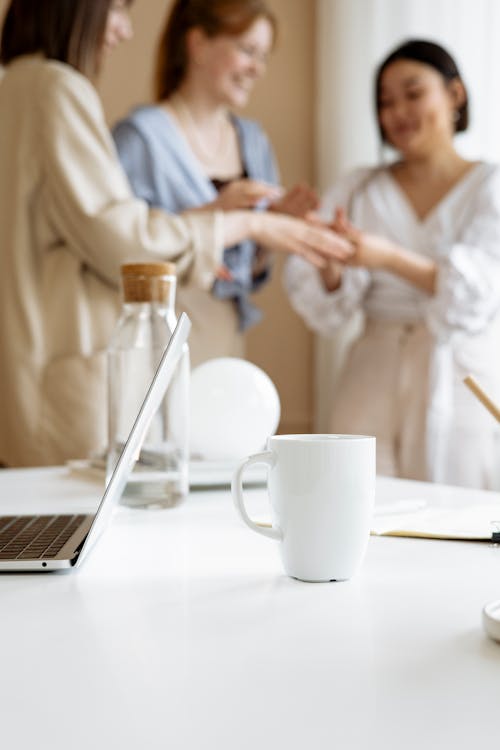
155,0,277,101
0,0,130,78
375,39,469,142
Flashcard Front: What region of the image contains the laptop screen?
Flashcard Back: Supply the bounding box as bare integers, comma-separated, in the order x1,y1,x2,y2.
75,313,191,566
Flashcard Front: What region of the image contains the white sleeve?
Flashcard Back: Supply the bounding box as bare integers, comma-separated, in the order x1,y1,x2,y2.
283,256,370,337
319,167,375,221
426,167,500,339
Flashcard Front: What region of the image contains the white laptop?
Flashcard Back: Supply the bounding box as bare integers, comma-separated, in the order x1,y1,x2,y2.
0,313,191,572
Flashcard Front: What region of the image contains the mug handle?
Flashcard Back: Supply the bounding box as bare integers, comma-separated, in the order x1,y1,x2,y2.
232,451,282,541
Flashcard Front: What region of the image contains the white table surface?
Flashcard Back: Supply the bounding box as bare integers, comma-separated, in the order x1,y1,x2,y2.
1,467,499,750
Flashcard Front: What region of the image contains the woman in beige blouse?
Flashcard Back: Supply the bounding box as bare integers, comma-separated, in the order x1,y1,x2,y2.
0,0,351,467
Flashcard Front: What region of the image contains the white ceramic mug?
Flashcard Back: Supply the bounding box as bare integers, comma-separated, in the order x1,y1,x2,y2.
232,434,376,582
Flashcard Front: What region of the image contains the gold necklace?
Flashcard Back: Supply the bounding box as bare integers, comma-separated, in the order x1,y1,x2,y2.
170,94,231,166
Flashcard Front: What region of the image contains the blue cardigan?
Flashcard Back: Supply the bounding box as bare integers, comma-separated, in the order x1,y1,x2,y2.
112,106,280,330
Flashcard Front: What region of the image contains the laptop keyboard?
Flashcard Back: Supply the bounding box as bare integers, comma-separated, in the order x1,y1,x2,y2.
0,515,86,560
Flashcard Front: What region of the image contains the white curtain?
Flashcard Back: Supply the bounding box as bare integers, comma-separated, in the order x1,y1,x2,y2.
314,0,500,430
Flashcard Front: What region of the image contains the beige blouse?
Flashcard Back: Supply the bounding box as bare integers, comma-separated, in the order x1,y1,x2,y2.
0,56,224,467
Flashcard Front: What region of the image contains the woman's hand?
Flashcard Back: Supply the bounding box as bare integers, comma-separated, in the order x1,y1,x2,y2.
210,179,284,210
245,212,354,269
214,265,234,282
269,183,320,218
331,207,395,269
207,180,319,216
219,210,353,269
319,261,344,292
330,207,437,294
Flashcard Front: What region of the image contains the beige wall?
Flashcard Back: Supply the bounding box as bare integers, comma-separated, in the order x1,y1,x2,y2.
244,1,317,434
0,0,316,433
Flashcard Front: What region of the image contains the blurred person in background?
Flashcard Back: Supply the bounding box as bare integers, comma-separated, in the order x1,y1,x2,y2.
285,39,500,489
113,0,319,365
0,0,351,467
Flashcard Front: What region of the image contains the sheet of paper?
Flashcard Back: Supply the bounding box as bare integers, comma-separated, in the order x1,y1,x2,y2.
371,502,500,540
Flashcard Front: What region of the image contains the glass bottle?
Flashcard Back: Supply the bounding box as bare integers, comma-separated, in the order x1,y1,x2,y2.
106,262,189,508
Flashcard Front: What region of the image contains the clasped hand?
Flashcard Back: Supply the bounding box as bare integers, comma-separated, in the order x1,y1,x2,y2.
301,206,398,292
212,193,396,285
329,207,396,270
213,178,319,217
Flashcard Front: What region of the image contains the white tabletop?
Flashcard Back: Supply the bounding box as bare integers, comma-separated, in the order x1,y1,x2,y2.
1,467,499,749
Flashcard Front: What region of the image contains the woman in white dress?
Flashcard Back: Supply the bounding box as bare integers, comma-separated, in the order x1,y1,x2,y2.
285,39,500,489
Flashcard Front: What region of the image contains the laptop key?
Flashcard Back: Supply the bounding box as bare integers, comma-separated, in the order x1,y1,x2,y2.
0,514,86,560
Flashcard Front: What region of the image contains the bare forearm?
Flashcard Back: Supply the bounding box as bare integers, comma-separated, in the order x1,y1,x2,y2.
221,210,259,247
221,211,354,269
383,244,437,295
332,216,438,295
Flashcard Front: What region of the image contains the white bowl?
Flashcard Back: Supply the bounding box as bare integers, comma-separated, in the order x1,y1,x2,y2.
483,599,500,643
190,357,281,461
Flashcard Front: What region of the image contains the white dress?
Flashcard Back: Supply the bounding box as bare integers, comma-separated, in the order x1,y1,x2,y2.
284,163,500,489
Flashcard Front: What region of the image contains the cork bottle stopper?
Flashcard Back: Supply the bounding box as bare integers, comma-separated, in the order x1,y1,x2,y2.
121,262,176,303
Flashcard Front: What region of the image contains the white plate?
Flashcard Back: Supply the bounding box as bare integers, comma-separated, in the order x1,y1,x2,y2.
67,457,267,490
189,459,267,488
